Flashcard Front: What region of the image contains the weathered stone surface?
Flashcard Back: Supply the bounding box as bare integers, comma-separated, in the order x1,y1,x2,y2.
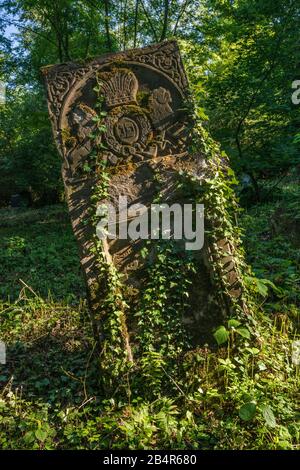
42,41,243,346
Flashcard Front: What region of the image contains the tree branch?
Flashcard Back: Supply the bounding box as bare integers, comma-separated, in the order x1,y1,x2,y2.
159,0,169,42
133,0,139,47
173,0,192,36
140,0,159,42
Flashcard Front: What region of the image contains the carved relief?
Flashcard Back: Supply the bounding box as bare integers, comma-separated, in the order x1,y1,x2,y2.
131,41,188,92
42,42,194,284
42,41,189,143
42,41,241,346
104,105,152,158
98,68,138,108
149,87,173,126
45,66,91,132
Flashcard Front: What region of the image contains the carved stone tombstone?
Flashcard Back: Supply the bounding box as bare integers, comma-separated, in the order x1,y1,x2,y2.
42,41,245,353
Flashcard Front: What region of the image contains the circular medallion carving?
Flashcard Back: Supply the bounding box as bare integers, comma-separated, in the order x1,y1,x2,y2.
105,105,152,157
114,117,139,145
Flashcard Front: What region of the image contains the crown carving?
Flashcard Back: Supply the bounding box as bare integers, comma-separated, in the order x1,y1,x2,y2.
98,69,138,108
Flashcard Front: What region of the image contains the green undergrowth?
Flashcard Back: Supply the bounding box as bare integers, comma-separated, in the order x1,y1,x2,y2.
0,205,85,302
241,175,300,331
0,188,299,449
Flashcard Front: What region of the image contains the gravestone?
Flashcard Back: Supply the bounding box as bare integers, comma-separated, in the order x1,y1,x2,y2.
42,41,245,349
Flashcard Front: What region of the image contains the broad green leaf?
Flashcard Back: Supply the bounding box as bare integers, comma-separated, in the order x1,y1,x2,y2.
213,326,229,345
236,327,251,339
239,402,256,422
255,279,269,297
245,347,260,355
24,431,35,444
228,319,241,329
35,429,48,442
258,361,267,371
262,405,276,428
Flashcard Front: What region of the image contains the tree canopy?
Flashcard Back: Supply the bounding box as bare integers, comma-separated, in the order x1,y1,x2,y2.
0,0,299,204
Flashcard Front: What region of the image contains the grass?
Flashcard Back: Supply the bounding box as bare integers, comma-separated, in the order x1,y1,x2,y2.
0,181,299,450
241,177,300,327
0,205,85,302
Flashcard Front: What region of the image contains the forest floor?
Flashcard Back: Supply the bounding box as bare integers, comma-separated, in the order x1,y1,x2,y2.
0,177,299,449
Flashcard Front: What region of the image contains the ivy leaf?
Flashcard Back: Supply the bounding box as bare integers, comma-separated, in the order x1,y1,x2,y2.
213,326,229,345
228,319,241,329
239,402,256,421
24,431,35,444
293,133,300,144
35,429,48,442
258,361,267,371
261,405,276,428
236,327,251,339
245,347,260,355
227,168,239,185
83,162,91,173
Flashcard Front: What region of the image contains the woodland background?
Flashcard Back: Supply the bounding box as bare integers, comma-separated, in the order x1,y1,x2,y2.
0,0,299,450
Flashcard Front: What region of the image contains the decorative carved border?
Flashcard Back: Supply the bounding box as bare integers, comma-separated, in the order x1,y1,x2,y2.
42,41,188,138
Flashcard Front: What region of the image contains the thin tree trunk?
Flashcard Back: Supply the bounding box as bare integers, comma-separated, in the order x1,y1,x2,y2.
63,10,71,61
123,0,128,51
173,0,190,35
103,0,112,51
160,0,169,41
140,0,159,42
133,0,139,47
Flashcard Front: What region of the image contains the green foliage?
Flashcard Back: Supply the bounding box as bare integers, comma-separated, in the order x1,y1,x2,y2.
177,121,255,324
87,99,132,393
241,174,300,329
214,325,229,346
181,0,300,197
0,0,299,452
214,319,251,346
239,402,256,422
0,205,85,301
2,0,299,204
0,88,62,205
135,241,194,356
0,200,299,450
